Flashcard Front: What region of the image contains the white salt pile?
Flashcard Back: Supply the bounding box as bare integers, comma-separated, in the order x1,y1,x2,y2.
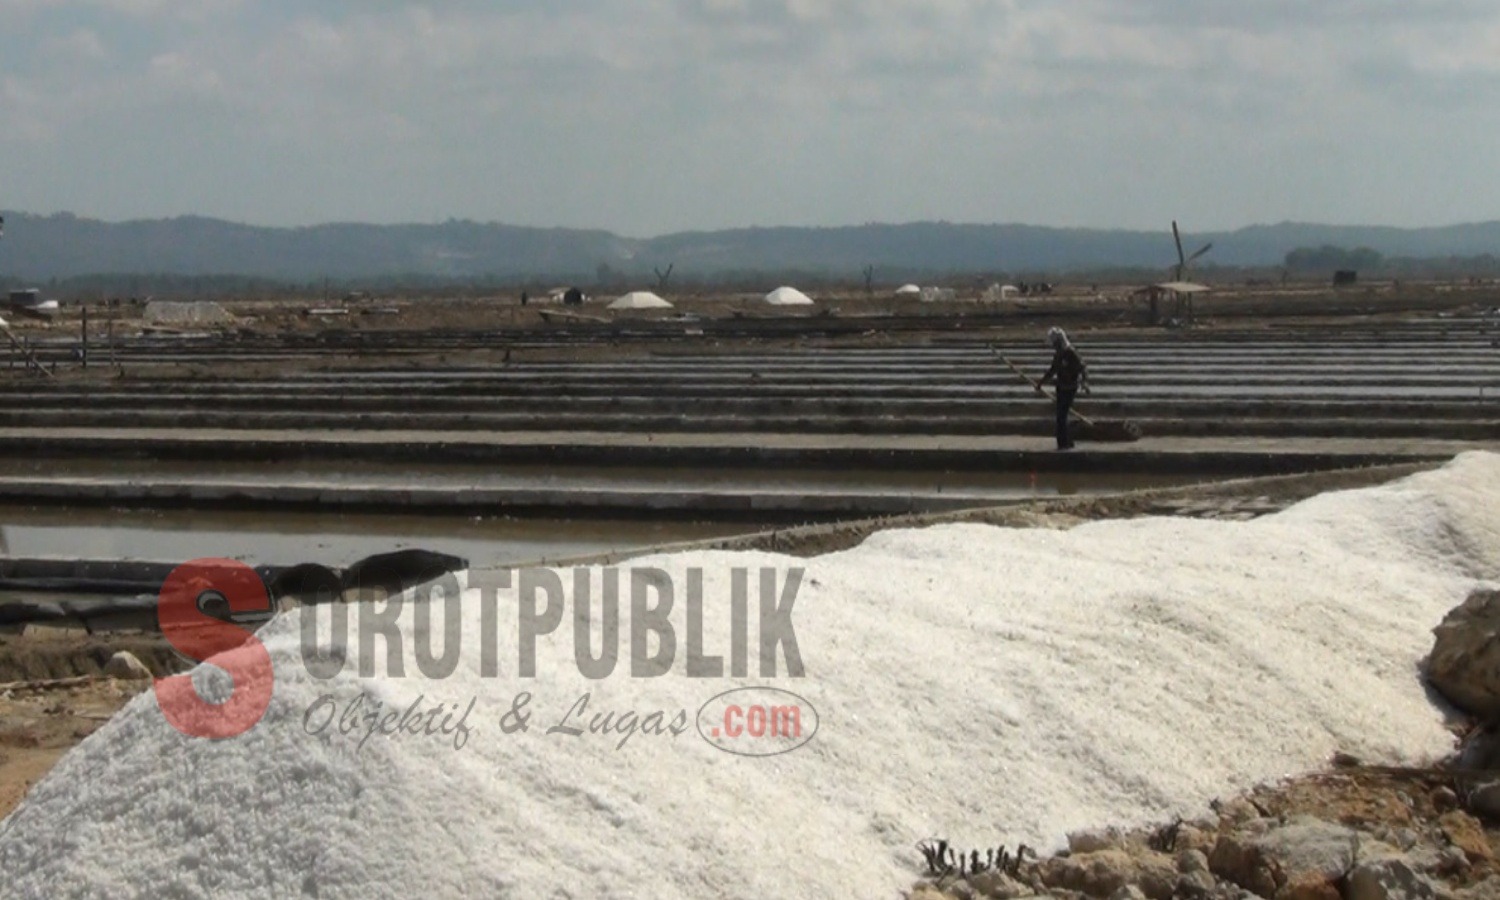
143,300,235,326
3,453,1499,898
764,286,814,305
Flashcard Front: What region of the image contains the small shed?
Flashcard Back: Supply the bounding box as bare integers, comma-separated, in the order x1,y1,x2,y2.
1134,281,1211,325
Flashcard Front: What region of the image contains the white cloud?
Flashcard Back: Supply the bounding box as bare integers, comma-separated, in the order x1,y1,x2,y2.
41,29,109,64
90,0,242,20
0,1,1497,232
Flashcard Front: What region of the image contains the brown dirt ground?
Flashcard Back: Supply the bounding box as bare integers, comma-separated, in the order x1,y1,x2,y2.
0,630,180,819
10,280,1499,384
0,676,152,820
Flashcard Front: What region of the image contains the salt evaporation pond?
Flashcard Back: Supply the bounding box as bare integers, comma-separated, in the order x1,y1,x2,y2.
2,453,1498,898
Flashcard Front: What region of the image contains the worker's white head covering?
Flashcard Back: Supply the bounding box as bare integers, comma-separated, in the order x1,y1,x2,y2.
1046,327,1069,349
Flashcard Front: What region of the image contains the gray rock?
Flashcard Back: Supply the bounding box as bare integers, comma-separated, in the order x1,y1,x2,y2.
1209,832,1280,898
1458,725,1500,772
1466,780,1500,821
1175,870,1217,898
1068,827,1124,855
1107,887,1148,900
1038,850,1165,899
1346,858,1439,900
1214,799,1263,828
1456,876,1500,900
1427,588,1500,720
1177,849,1210,874
967,870,1031,899
1438,845,1470,874
946,881,977,900
1210,816,1376,896
1173,824,1216,856
1249,816,1361,881
104,650,152,680
1433,787,1460,813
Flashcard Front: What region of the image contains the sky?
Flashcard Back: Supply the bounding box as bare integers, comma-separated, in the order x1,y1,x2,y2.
0,0,1497,236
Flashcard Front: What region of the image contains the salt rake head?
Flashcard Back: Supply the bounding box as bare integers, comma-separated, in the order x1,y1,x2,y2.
916,839,1036,879
917,838,955,877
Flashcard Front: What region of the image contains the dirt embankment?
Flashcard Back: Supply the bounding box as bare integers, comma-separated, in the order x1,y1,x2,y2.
911,759,1500,900
0,673,152,820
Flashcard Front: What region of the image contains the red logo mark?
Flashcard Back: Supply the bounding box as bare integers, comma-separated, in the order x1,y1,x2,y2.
153,559,275,739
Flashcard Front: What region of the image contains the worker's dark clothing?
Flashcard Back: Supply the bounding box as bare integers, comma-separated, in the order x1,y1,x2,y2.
1040,346,1086,391
1053,387,1077,449
1040,346,1087,450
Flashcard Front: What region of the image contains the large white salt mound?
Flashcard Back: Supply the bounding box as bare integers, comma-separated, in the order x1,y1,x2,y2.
764,286,814,305
608,291,672,310
4,453,1499,898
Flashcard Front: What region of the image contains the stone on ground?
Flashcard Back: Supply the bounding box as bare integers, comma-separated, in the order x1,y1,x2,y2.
1427,589,1500,720
103,651,151,680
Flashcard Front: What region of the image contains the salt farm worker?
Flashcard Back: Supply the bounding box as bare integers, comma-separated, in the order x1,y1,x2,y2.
1037,327,1089,450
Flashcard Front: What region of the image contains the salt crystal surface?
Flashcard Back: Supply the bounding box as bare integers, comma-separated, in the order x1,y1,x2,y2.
3,452,1498,899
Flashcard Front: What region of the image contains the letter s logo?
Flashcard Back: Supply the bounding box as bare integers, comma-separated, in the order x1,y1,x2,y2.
154,559,275,740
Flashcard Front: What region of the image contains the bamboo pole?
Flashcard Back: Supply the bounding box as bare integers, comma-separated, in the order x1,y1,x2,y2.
1,323,54,378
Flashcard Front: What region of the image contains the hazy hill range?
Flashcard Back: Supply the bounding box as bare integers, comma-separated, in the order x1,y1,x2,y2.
2,211,1497,282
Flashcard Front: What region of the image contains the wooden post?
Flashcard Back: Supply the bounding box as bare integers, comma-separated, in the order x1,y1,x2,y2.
81,304,89,369
654,264,674,291
3,327,53,377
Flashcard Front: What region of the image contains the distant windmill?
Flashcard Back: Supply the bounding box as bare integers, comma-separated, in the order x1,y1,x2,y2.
1171,221,1213,282
1154,221,1215,326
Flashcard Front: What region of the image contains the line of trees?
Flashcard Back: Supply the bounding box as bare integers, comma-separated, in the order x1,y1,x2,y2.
1283,245,1500,278
1283,245,1384,273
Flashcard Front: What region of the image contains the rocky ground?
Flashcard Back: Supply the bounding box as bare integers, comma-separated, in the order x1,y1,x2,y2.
908,590,1500,900
0,666,150,821
909,763,1500,900
0,633,176,820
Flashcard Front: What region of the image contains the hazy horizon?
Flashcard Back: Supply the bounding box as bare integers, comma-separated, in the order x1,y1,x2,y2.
6,208,1500,242
2,3,1497,237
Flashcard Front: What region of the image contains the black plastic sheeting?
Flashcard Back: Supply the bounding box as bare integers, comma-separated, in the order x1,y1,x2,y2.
0,549,470,631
